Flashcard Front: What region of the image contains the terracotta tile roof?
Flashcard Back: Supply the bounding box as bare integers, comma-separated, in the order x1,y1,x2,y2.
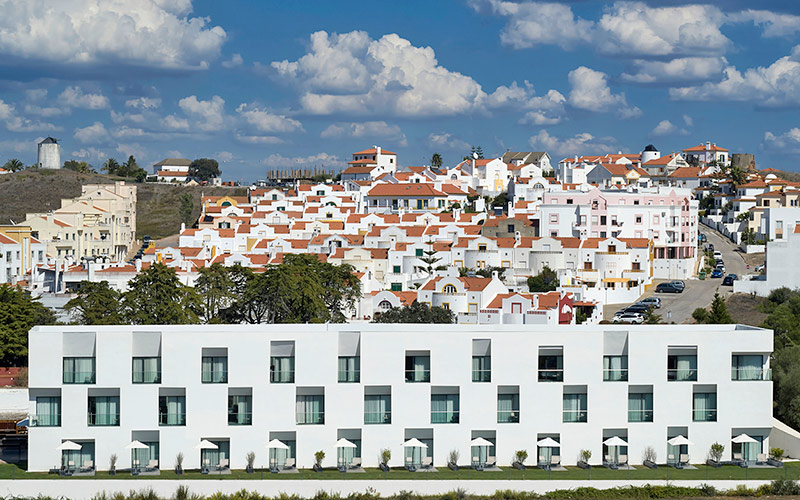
353,147,396,155
643,153,681,166
668,167,703,178
682,143,728,152
420,276,493,291
367,184,445,197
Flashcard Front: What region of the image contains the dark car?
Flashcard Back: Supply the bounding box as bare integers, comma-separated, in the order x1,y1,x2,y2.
707,243,714,252
638,297,662,308
711,269,724,278
670,280,686,291
625,303,652,314
722,274,738,285
656,282,682,293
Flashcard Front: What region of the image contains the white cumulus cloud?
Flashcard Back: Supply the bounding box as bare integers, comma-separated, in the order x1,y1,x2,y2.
321,121,407,146
178,95,226,131
235,103,304,133
568,66,640,118
427,132,471,152
234,133,284,145
650,120,689,137
484,0,593,50
125,97,161,109
74,121,110,143
763,128,800,153
59,86,109,109
529,129,619,158
621,57,727,84
221,53,243,68
262,152,345,168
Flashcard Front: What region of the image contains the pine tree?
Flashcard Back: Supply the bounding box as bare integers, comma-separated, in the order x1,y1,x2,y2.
707,292,733,324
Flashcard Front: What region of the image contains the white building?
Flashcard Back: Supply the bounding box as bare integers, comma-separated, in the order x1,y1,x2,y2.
28,323,773,472
735,223,800,296
153,159,192,183
37,137,61,170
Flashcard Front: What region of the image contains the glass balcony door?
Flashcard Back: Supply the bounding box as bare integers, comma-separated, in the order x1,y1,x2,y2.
132,357,161,383
270,356,294,383
63,357,95,384
628,393,653,422
34,397,61,426
693,392,717,422
603,356,628,381
88,396,119,426
563,394,587,422
338,356,360,383
431,394,459,423
228,395,252,425
364,394,391,424
159,396,186,426
732,355,768,380
405,356,430,382
296,395,324,424
497,394,519,423
201,356,228,383
667,355,697,381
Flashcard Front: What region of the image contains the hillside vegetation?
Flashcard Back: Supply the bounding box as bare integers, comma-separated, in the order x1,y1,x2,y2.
0,169,246,240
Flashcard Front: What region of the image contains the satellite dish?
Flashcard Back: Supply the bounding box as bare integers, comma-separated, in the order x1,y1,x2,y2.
472,152,478,159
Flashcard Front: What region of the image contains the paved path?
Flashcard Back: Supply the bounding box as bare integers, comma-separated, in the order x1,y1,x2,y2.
605,227,748,324
0,479,777,500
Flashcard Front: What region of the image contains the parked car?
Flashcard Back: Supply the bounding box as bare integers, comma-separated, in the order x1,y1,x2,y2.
613,312,644,324
656,282,682,293
755,264,765,273
698,233,707,243
711,269,724,278
713,251,723,260
670,280,686,291
625,304,651,314
722,274,738,286
638,297,662,308
707,243,715,252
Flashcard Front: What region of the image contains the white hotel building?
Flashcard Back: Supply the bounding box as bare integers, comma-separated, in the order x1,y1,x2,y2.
28,324,773,472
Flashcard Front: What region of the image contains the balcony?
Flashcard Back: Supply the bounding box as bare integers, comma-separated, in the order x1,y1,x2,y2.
201,370,228,383
270,370,294,383
693,409,717,422
563,410,588,423
296,411,325,425
538,369,564,382
472,369,491,383
497,410,519,423
63,371,95,384
28,414,60,427
667,369,697,381
87,412,120,426
431,410,459,424
364,411,391,425
338,370,360,383
628,409,654,422
132,371,161,384
159,412,186,426
405,370,431,383
228,411,253,425
603,369,628,382
731,368,771,381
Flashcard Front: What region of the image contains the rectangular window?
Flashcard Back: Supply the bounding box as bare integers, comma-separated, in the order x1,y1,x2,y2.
296,395,325,425
693,392,717,422
550,214,558,223
338,356,360,383
364,393,391,424
88,396,120,426
34,396,61,427
228,393,252,425
628,392,653,422
497,391,519,423
201,440,230,469
732,355,769,380
270,341,295,383
431,393,459,423
63,357,95,384
391,282,402,292
538,347,563,382
159,395,186,426
507,224,515,233
603,355,628,381
472,355,491,382
668,348,697,381
415,248,423,257
393,265,401,274
201,356,228,383
562,393,587,422
405,353,431,383
132,357,161,384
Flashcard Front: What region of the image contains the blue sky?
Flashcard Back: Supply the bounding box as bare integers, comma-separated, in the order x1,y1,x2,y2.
1,0,799,182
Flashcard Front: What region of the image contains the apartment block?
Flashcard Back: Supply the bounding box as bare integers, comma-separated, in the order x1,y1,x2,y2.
28,324,772,472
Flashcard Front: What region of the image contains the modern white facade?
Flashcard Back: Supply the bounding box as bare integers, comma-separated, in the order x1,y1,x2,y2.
28,324,772,472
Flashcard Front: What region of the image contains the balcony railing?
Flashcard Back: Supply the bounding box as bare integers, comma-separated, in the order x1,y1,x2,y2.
603,369,629,382
201,370,228,383
159,412,186,426
693,409,717,422
28,414,60,427
364,411,391,424
497,410,519,423
538,369,564,382
63,371,95,384
563,410,588,423
228,411,253,425
132,371,161,384
667,369,697,381
472,370,491,382
431,410,459,424
405,370,431,383
270,370,294,383
87,413,120,426
296,412,325,425
628,410,654,422
338,370,360,383
731,368,772,381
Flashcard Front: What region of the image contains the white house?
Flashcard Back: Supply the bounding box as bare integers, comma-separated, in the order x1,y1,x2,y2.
27,323,773,472
153,159,192,183
735,223,800,296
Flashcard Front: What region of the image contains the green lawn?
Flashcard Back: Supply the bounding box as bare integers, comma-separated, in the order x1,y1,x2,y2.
1,462,799,481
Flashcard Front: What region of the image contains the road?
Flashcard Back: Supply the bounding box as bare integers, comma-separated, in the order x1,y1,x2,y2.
604,226,747,324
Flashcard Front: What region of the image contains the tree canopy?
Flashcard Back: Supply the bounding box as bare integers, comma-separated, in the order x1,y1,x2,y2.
190,158,221,181
3,158,24,172
102,155,147,182
430,153,442,169
64,281,123,325
63,160,95,173
372,300,454,323
0,285,57,366
528,266,558,293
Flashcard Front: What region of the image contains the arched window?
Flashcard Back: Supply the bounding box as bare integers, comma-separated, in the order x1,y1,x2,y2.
442,284,457,294
378,300,393,310
221,201,232,207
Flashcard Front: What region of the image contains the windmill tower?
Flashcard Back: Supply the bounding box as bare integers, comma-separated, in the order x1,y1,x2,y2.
37,137,61,169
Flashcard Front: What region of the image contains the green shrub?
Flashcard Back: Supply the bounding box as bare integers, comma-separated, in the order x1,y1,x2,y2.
770,479,800,495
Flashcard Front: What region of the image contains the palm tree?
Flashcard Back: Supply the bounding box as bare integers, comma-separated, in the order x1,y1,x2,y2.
430,153,442,169
2,158,24,172
102,158,119,175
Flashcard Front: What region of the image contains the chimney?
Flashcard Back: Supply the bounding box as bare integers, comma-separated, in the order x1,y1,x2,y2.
135,258,142,272
706,141,711,151
376,146,381,156
181,222,186,232
492,270,499,280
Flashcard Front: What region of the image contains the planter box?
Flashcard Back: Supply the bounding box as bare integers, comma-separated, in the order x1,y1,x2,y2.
379,463,389,472
109,469,116,476
768,459,784,468
577,461,590,470
246,466,254,474
643,460,657,469
706,459,721,468
313,464,323,472
448,463,459,471
512,462,526,470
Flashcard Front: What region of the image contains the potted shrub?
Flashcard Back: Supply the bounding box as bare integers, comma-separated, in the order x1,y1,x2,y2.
512,450,527,470
109,454,117,476
577,449,592,470
379,448,391,472
246,451,256,473
448,449,460,471
313,450,325,472
642,446,657,469
707,442,724,468
175,452,184,475
769,447,785,467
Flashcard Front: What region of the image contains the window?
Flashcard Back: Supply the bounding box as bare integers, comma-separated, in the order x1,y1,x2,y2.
472,354,491,382
478,244,487,252
270,341,295,383
159,394,185,426
668,348,697,381
693,392,717,422
431,391,459,423
132,357,161,384
732,355,769,380
201,355,228,383
507,224,515,233
538,347,563,382
364,391,391,424
378,300,392,310
563,391,587,423
632,262,641,271
415,248,423,257
33,396,61,427
405,352,430,382
63,357,95,384
296,394,325,424
88,395,120,426
442,284,457,294
497,389,519,423
628,389,653,422
550,214,558,223
391,282,402,292
603,355,628,381
201,439,230,469
228,391,252,425
338,356,360,383
393,265,401,274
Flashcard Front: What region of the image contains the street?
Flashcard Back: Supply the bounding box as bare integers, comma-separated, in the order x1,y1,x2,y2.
604,226,748,324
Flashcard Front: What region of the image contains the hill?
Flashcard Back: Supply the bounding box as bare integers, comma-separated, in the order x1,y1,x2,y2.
0,169,246,240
